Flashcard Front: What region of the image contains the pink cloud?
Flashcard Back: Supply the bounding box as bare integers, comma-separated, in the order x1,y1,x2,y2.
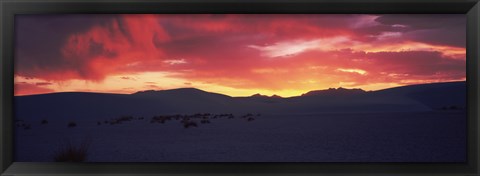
14,14,466,95
15,82,54,96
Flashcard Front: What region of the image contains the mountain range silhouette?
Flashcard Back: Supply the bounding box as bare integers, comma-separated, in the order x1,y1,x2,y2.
15,81,466,120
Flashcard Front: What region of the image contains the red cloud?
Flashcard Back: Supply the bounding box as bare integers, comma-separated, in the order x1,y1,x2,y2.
166,48,464,90
15,82,54,96
14,14,466,95
23,15,171,81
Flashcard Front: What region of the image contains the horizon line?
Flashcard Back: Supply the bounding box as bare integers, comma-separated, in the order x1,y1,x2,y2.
14,80,466,98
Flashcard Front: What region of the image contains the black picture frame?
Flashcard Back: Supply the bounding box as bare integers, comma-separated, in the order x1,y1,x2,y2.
1,0,479,175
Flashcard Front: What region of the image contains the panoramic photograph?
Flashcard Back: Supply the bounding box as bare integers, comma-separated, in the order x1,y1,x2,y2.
14,14,466,162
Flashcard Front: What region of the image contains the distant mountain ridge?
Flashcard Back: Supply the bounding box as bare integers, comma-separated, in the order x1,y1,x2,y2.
301,87,367,97
249,93,283,98
15,81,466,120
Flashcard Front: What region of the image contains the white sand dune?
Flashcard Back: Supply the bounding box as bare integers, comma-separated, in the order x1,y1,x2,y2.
13,81,467,162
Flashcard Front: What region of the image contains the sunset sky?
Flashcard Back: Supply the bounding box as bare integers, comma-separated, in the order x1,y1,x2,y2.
14,14,466,97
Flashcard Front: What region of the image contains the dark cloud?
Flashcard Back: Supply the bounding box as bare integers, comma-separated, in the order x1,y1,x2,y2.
145,84,162,89
374,14,466,47
364,51,465,77
375,15,464,30
16,14,169,81
35,82,53,86
15,15,120,78
404,27,466,48
120,76,135,80
317,50,466,85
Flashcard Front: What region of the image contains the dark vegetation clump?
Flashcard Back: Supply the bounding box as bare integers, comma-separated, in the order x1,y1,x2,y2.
440,105,463,111
242,113,255,119
151,115,173,124
41,119,48,125
67,122,77,128
105,115,135,125
146,112,259,128
182,121,198,128
53,138,91,162
15,120,32,130
449,105,460,110
117,115,134,122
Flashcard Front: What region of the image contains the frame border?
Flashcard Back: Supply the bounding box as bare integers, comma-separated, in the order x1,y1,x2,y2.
1,0,479,175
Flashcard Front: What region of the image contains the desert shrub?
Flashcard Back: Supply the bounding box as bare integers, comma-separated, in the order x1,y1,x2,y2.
441,105,462,110
247,117,255,122
241,113,253,118
67,122,77,128
53,138,91,162
449,105,459,110
41,119,48,124
183,121,198,128
118,115,134,122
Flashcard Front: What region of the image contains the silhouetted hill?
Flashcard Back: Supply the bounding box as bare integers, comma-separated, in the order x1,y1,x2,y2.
14,81,466,120
374,81,466,110
133,88,232,103
15,89,238,120
271,94,283,98
250,93,268,98
301,87,366,97
248,93,283,98
236,93,281,104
